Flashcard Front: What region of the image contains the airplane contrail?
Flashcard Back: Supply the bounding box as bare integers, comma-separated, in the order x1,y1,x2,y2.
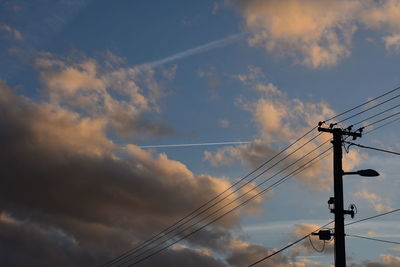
138,32,248,69
139,141,251,149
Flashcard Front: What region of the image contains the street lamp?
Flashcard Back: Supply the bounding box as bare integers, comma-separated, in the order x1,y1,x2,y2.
343,169,380,177
317,169,380,242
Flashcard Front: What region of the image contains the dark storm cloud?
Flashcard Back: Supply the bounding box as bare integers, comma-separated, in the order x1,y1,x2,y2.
0,82,245,266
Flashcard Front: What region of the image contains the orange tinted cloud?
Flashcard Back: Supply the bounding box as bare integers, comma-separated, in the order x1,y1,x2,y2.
235,0,400,67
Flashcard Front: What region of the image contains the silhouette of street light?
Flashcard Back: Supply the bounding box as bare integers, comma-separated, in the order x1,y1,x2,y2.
342,169,379,177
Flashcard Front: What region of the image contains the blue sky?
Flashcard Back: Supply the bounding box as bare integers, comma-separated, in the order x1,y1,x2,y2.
1,1,400,266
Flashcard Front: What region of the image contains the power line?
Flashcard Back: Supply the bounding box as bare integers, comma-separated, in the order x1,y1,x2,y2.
247,221,334,267
347,234,400,245
134,100,400,266
308,234,326,253
118,145,332,266
104,86,400,266
124,148,333,266
247,208,400,266
361,110,400,129
109,134,329,266
345,142,400,156
338,93,400,125
103,130,322,266
351,102,400,126
247,110,400,267
103,128,319,267
346,208,400,227
365,116,400,135
326,86,400,122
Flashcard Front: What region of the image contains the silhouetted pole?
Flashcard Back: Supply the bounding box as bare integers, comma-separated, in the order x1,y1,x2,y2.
318,125,361,267
332,129,346,267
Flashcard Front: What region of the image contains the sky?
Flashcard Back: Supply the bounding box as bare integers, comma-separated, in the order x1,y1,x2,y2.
1,0,400,266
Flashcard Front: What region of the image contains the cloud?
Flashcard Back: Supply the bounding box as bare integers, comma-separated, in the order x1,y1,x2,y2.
204,139,278,168
354,189,392,213
1,75,397,267
234,0,400,68
383,33,400,51
0,80,277,266
349,254,400,267
35,52,174,140
236,0,358,68
226,239,326,267
0,77,350,267
0,24,23,40
205,68,338,190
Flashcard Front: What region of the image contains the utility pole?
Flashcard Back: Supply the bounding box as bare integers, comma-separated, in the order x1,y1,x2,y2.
317,124,361,267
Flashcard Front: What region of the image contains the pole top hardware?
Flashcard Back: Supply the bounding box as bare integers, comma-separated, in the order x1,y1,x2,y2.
317,126,362,140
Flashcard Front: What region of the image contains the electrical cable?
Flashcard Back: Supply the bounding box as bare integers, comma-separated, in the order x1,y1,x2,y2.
345,208,400,227
107,91,400,266
104,86,400,266
121,110,390,266
365,116,400,135
361,110,400,129
102,127,319,267
247,208,400,266
350,102,400,127
104,132,323,267
325,86,400,122
118,145,332,266
125,96,400,266
346,234,400,245
110,136,331,266
308,235,325,253
344,142,400,156
247,221,334,267
337,93,400,124
246,117,400,267
102,128,319,267
124,148,333,266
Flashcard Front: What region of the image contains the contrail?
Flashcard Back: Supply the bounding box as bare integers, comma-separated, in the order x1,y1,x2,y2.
139,32,248,69
139,141,251,149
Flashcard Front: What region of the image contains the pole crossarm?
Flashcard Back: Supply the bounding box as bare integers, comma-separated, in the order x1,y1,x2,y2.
317,127,362,139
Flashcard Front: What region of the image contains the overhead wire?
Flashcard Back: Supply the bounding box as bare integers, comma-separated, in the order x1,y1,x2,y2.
125,147,333,266
117,141,332,266
102,127,318,267
104,86,400,266
325,86,400,123
346,234,400,245
364,116,400,135
108,136,329,266
246,102,400,267
337,93,400,125
361,110,400,129
346,208,400,227
344,142,400,156
129,106,400,266
103,130,322,267
308,234,325,253
108,87,400,266
248,220,334,267
248,208,400,266
350,102,400,127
